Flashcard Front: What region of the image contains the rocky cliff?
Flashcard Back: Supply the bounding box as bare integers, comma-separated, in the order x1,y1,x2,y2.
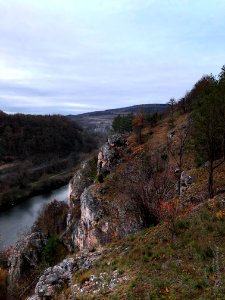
65,134,145,251
22,134,148,299
69,185,144,250
8,232,47,298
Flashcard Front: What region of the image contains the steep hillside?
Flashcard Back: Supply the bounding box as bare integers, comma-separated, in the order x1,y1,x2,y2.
57,196,225,299
19,108,225,300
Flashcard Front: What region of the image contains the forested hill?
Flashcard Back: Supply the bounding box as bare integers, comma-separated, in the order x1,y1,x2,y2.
0,112,99,210
0,112,96,163
72,103,167,117
67,103,167,132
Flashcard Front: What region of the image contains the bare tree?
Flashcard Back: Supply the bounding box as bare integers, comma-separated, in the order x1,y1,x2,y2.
132,107,144,144
167,118,192,196
168,98,176,127
193,77,225,198
118,153,175,225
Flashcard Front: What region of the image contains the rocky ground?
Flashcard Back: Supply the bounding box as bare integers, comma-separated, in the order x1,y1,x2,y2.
28,249,103,300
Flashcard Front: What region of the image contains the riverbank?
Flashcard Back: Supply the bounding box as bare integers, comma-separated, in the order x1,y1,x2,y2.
0,167,74,212
0,184,69,250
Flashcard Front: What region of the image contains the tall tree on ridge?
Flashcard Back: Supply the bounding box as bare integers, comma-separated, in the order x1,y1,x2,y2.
193,74,225,198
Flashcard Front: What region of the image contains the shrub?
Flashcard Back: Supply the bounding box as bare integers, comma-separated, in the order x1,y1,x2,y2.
81,157,98,182
97,173,104,183
206,224,214,232
118,269,125,275
161,153,168,161
194,243,214,260
177,220,190,230
128,281,136,289
41,235,63,265
33,200,68,235
142,255,150,263
217,223,225,236
143,135,150,143
77,270,92,286
194,279,209,289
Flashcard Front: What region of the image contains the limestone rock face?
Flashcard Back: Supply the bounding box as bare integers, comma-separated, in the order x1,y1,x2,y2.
97,134,126,175
180,171,194,196
68,158,95,206
64,134,145,251
8,232,47,287
72,186,107,250
71,186,145,250
97,143,116,175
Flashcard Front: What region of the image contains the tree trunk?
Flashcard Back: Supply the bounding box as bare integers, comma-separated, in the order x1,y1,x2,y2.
178,154,183,197
208,161,214,198
178,178,181,197
223,132,225,160
176,167,182,197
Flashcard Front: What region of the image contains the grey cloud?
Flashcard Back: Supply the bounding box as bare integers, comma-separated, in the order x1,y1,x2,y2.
0,0,225,115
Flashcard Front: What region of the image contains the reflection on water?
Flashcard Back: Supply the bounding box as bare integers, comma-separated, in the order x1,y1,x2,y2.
0,184,68,251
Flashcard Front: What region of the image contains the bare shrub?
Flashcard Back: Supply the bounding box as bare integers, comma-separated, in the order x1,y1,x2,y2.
118,153,175,226
159,198,182,242
33,200,68,236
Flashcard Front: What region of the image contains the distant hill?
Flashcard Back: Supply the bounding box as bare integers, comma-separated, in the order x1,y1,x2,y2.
67,104,167,132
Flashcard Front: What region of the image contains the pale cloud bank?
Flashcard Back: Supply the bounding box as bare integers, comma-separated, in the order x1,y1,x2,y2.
0,0,224,114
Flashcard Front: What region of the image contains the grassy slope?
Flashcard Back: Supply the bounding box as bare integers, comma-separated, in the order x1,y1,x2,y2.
57,112,225,299
63,196,225,299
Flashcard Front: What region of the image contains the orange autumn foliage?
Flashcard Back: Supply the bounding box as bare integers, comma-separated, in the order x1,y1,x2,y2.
216,210,225,219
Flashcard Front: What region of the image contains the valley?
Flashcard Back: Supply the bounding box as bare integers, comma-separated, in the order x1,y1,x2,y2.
2,73,225,299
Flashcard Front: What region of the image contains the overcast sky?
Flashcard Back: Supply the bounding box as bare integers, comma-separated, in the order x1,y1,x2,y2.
0,0,224,115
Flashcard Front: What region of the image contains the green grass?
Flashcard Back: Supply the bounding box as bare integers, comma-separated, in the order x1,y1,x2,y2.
58,198,225,299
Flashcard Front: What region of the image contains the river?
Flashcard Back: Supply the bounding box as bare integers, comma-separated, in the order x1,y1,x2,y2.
0,184,68,251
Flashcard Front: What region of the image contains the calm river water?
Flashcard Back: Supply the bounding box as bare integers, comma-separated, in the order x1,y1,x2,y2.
0,184,68,251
